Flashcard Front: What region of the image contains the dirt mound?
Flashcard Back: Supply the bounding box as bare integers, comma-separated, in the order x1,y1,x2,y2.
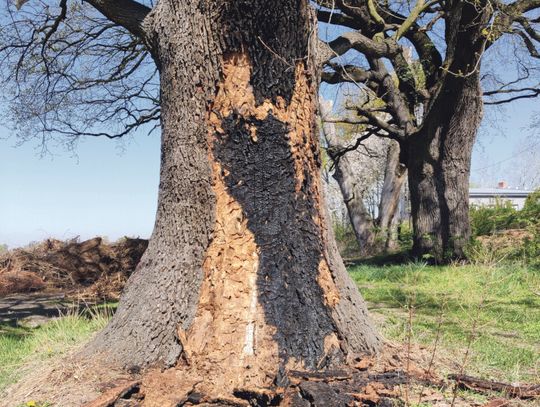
0,271,45,297
0,237,148,299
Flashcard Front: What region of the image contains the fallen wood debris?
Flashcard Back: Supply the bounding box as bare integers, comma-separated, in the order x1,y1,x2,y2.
449,374,540,399
0,237,147,299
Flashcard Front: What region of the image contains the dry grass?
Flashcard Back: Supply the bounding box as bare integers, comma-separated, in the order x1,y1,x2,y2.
1,351,129,407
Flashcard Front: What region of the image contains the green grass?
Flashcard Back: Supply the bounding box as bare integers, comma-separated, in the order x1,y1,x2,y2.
350,262,540,383
0,306,113,391
2,263,538,399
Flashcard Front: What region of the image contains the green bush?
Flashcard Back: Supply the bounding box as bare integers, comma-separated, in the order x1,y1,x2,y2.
469,189,540,267
397,222,413,251
470,200,524,236
519,189,540,225
333,220,361,258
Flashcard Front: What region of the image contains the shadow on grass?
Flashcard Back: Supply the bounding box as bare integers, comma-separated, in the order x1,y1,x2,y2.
0,296,118,341
344,250,413,267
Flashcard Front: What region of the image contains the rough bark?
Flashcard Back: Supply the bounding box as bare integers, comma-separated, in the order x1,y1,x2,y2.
407,75,481,262
87,0,380,392
377,141,407,251
333,154,376,256
406,3,489,262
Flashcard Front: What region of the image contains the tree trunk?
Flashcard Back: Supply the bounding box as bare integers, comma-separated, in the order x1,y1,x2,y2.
320,103,375,256
407,85,481,262
87,0,380,393
377,141,407,251
407,72,482,262
406,1,490,263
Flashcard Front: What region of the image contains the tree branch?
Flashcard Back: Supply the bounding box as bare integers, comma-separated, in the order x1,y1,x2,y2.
515,17,540,42
321,64,375,84
484,85,540,104
354,106,406,140
317,9,362,30
324,31,401,59
514,29,540,58
82,0,152,40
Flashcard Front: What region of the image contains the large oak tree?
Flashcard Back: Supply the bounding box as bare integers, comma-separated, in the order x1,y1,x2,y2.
0,0,380,396
316,0,540,262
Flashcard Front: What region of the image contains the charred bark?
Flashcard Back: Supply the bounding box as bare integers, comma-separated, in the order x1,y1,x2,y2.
87,0,380,391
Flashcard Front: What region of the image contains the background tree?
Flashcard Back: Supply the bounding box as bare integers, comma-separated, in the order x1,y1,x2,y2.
0,0,381,398
506,137,540,189
316,0,540,262
320,98,407,256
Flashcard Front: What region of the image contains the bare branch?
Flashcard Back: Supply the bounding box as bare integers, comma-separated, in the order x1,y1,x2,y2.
317,9,361,30
354,106,406,140
0,2,159,146
514,29,540,58
82,0,152,40
324,31,401,60
484,85,540,104
321,64,375,84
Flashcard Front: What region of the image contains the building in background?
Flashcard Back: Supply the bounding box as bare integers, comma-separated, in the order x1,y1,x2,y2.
469,181,533,210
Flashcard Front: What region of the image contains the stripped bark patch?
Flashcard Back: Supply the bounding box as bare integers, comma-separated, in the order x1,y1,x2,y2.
317,260,340,307
81,381,141,407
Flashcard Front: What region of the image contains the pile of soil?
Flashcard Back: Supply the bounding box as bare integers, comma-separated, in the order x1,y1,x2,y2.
0,237,148,300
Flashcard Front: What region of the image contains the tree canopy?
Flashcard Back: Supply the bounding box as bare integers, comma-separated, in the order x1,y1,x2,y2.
316,0,540,139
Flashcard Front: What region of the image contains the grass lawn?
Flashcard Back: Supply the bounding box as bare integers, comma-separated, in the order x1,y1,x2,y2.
350,262,540,383
0,307,112,392
1,263,538,399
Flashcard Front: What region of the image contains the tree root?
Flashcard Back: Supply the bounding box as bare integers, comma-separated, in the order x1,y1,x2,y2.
83,367,540,406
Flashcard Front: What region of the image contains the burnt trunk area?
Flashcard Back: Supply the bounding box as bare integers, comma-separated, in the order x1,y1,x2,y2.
87,0,380,391
406,2,489,263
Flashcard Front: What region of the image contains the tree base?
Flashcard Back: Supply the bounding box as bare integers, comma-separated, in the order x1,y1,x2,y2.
84,365,407,407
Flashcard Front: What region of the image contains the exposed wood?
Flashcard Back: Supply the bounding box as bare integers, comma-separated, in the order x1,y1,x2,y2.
82,381,141,407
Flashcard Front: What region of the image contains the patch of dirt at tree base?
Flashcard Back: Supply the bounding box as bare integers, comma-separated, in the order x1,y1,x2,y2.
0,237,148,300
4,341,534,407
0,350,130,407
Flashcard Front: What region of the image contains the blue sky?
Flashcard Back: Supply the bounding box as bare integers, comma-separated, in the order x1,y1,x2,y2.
0,8,538,248
1,98,537,248
0,130,160,247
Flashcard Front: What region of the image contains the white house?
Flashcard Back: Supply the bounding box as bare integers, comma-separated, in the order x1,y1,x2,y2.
469,182,533,210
